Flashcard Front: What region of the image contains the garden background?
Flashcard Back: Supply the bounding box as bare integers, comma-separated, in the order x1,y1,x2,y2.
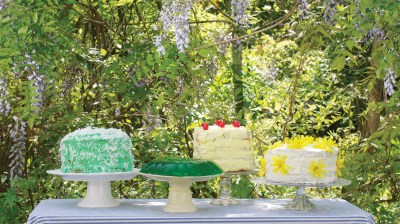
0,0,399,223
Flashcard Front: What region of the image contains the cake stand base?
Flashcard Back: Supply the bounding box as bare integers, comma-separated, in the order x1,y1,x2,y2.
251,178,351,211
79,181,120,208
211,170,258,206
164,179,197,213
47,169,138,208
210,176,239,206
139,173,220,213
285,187,315,211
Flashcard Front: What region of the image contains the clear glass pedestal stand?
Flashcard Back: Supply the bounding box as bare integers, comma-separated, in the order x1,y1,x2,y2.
285,186,315,210
251,177,351,211
211,170,258,206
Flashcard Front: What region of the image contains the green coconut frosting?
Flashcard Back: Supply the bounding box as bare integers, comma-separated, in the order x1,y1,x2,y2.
140,158,223,177
60,127,134,173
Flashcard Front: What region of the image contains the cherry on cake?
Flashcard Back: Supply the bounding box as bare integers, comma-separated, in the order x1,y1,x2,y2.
264,136,340,184
60,127,134,173
193,120,255,172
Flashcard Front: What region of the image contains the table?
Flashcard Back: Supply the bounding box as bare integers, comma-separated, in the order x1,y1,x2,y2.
27,199,376,224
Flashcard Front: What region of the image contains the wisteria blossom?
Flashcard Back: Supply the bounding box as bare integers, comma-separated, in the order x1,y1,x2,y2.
365,27,385,42
0,0,9,10
24,54,46,113
298,0,308,18
324,0,337,25
153,35,166,55
384,68,397,96
158,0,195,53
231,0,251,27
9,116,27,179
0,78,11,116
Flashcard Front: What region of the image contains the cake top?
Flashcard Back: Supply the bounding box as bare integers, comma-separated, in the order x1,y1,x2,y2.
61,127,131,143
268,136,338,154
140,158,223,177
195,119,246,131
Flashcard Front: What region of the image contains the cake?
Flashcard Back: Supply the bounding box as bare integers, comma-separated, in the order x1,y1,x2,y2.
60,127,134,173
264,136,340,184
193,120,255,172
139,158,223,177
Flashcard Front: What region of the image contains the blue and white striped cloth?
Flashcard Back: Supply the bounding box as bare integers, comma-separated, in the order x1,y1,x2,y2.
27,199,376,224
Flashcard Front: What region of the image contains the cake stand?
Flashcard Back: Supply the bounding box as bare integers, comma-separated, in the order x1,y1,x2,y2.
139,173,220,213
251,178,351,211
47,169,139,208
211,170,258,206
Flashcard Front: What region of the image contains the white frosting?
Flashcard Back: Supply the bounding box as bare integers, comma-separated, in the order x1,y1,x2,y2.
193,125,255,172
264,144,338,184
61,127,131,142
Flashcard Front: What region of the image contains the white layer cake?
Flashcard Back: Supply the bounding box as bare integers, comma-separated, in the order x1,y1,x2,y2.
264,138,338,184
193,125,255,172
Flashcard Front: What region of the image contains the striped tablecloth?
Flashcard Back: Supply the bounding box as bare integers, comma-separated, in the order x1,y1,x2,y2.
27,199,376,224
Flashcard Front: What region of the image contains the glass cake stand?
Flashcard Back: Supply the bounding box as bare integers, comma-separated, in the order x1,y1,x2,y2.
47,169,139,208
251,178,351,211
139,172,220,213
211,170,259,206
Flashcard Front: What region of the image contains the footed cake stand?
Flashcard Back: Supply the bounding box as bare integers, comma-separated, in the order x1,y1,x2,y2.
47,169,139,208
211,170,258,206
251,178,351,211
139,173,220,213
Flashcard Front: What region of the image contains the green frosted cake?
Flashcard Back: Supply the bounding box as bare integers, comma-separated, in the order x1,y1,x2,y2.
140,158,223,177
60,127,134,173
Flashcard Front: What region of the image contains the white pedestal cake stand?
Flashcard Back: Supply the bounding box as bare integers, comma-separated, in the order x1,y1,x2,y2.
211,170,258,206
251,178,351,211
139,173,220,213
47,169,139,208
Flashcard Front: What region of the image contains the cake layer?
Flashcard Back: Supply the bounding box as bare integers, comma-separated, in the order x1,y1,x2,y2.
60,127,134,173
264,144,338,184
193,125,255,172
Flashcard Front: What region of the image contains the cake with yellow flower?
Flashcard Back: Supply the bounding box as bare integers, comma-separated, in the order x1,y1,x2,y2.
263,136,343,184
193,120,255,172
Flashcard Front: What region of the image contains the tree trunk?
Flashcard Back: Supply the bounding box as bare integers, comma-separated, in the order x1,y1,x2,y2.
360,77,383,139
359,41,383,139
231,39,244,115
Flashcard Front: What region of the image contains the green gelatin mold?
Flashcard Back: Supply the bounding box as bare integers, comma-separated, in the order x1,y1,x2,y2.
140,158,223,177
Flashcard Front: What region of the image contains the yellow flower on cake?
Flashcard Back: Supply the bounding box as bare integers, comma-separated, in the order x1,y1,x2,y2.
271,155,291,175
268,141,284,150
309,160,327,178
336,158,344,176
313,137,337,154
287,136,314,149
259,156,266,177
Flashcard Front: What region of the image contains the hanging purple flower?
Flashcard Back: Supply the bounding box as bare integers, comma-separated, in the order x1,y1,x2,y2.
8,116,27,179
24,54,46,113
158,0,195,53
0,78,11,116
384,68,397,96
231,0,251,27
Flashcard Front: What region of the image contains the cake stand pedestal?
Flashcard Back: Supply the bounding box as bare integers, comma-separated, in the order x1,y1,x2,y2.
251,178,351,211
139,173,220,213
211,170,258,206
47,169,139,208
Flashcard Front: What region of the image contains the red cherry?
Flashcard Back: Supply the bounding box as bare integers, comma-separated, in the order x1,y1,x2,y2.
215,120,223,127
232,120,240,127
219,121,225,128
201,122,209,130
